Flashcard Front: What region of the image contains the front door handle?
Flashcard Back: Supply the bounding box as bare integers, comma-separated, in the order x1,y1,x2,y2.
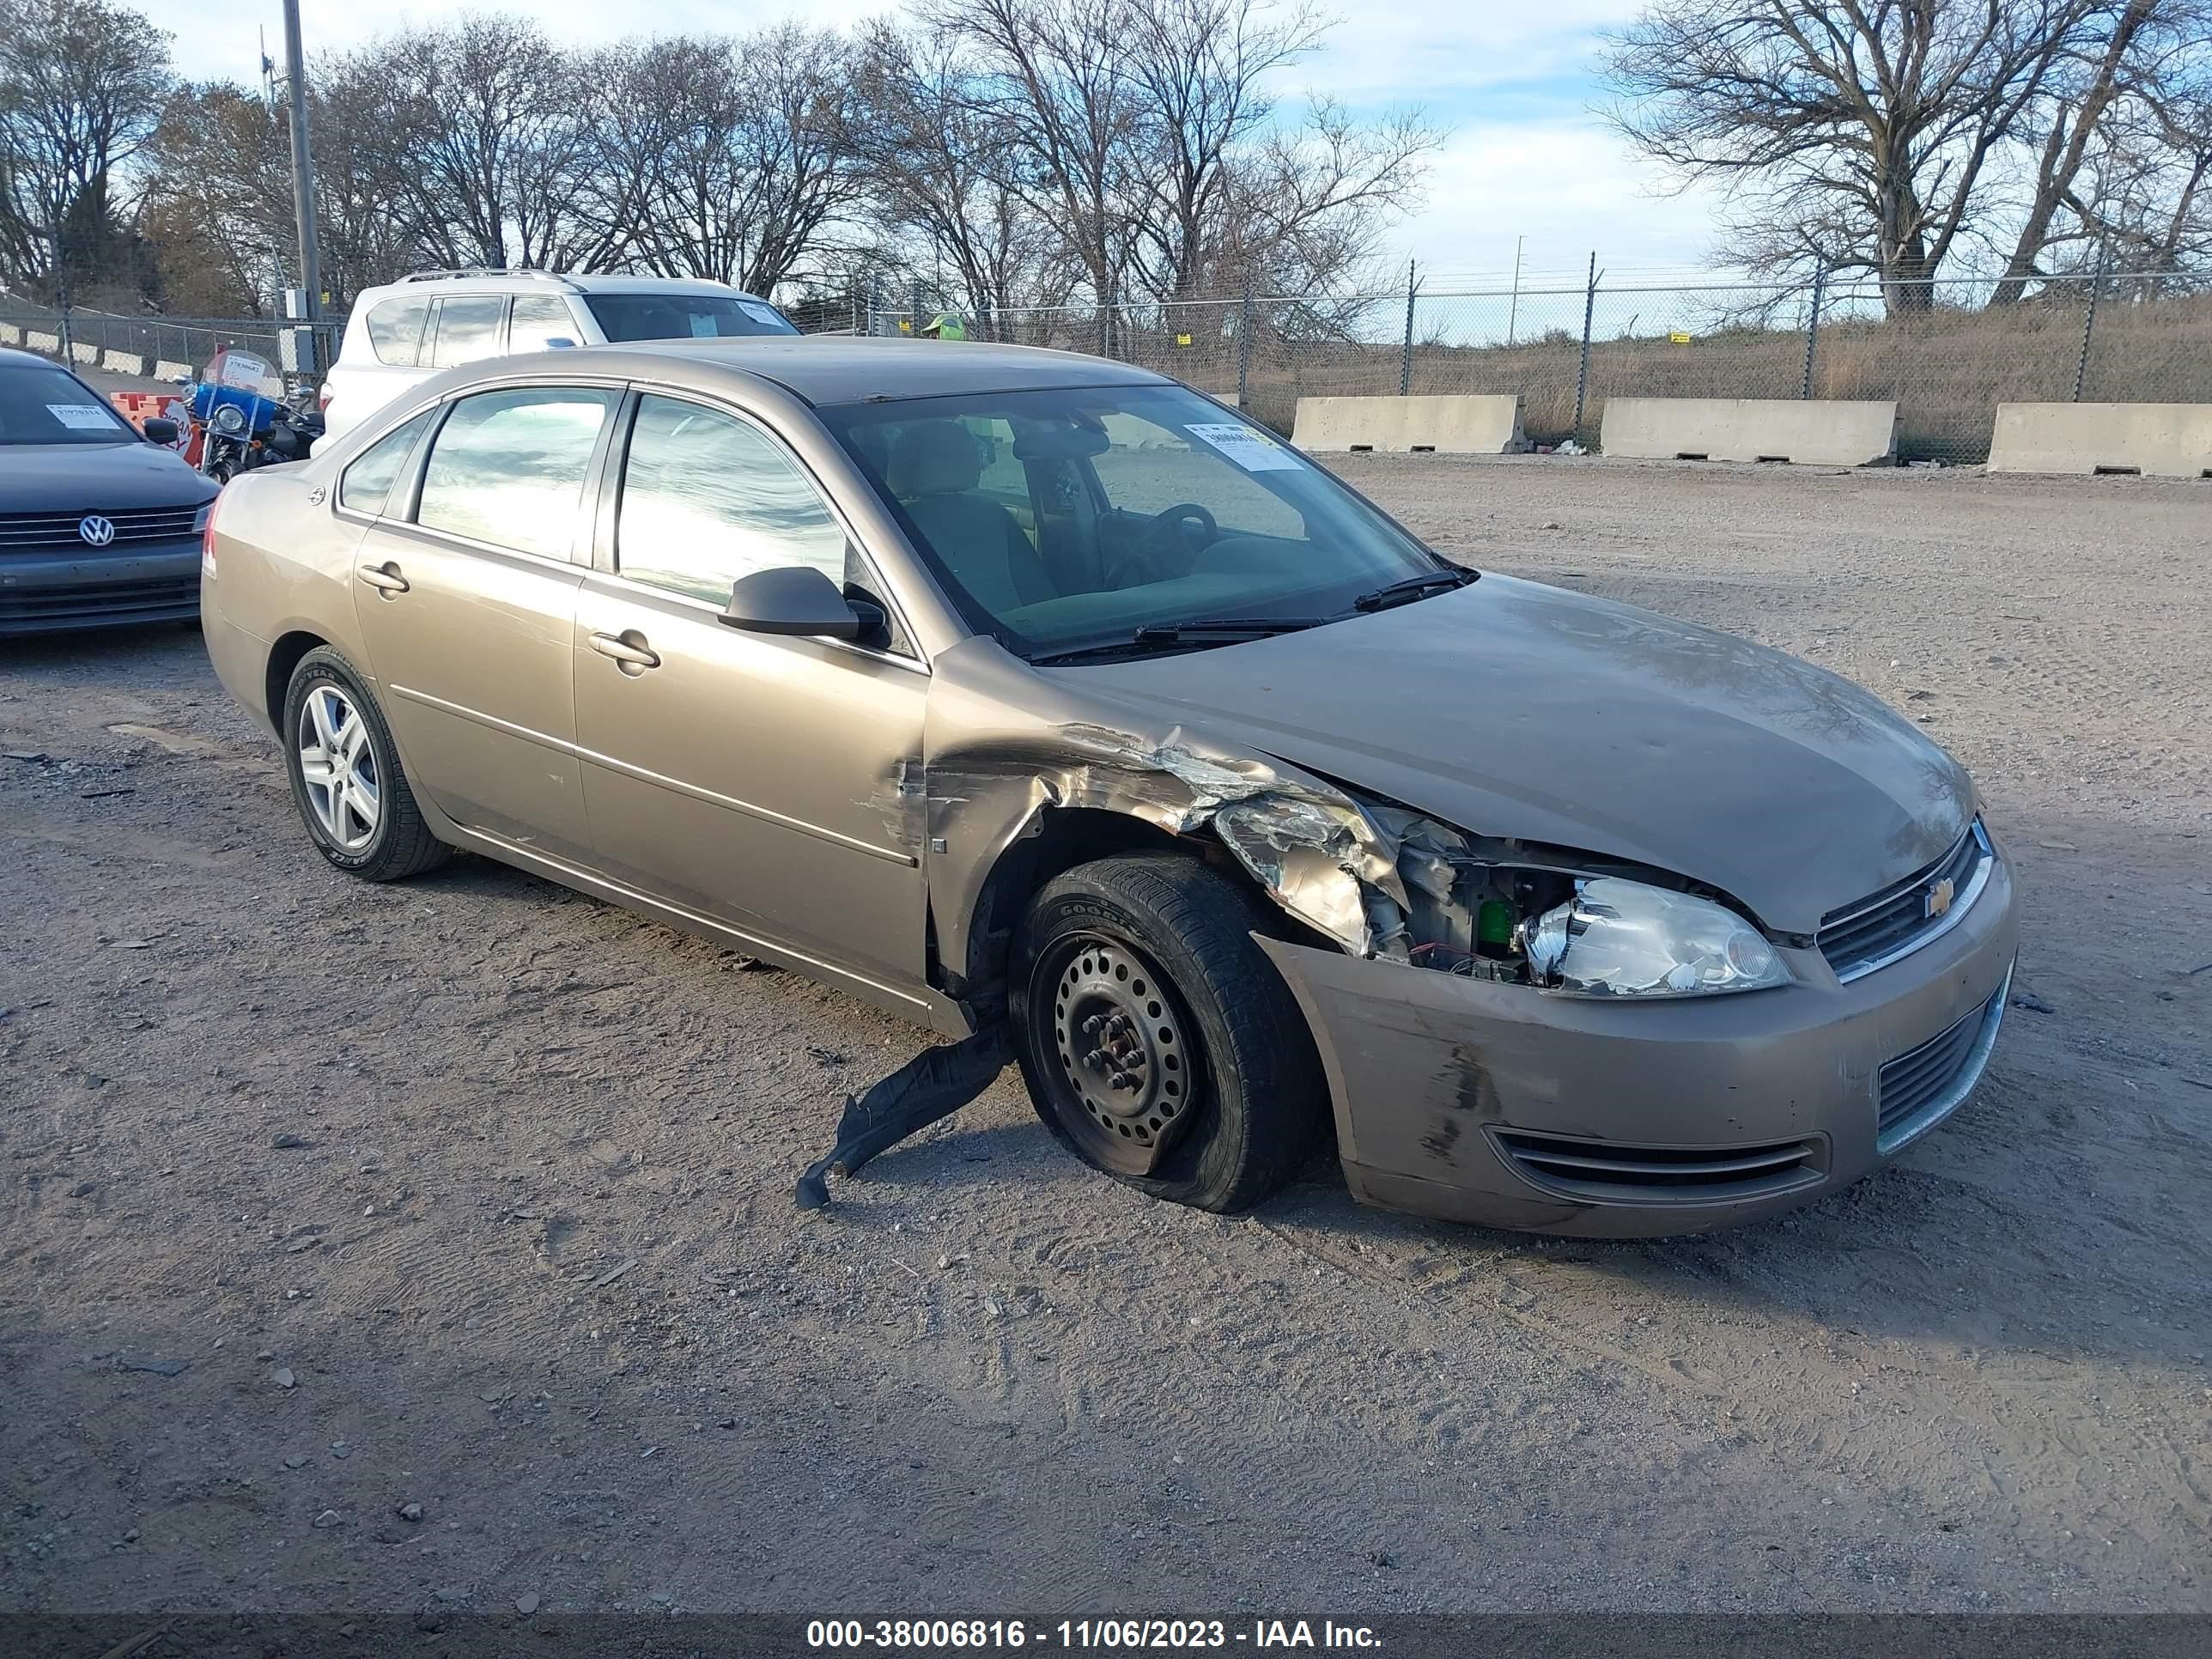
356,561,409,595
588,630,661,672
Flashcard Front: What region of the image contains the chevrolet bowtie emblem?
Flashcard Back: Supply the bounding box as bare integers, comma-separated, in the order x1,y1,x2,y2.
1925,877,1955,918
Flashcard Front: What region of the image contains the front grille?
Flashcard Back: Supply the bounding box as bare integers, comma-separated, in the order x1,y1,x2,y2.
0,575,199,626
1876,982,2005,1151
1819,821,1989,981
1492,1128,1825,1206
0,503,204,551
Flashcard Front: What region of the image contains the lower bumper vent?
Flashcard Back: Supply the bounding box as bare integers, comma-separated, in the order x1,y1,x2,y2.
1876,979,2007,1152
1491,1129,1826,1206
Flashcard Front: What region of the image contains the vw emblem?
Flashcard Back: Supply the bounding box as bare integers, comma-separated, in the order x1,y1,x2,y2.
1924,876,1955,919
77,515,116,547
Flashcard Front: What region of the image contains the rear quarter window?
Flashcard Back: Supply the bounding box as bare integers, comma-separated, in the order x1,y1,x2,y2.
364,298,430,368
338,410,435,515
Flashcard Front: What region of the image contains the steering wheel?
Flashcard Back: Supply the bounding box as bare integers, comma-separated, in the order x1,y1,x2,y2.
1106,502,1220,588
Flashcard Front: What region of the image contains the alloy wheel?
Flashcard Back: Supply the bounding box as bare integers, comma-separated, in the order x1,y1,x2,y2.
295,684,380,851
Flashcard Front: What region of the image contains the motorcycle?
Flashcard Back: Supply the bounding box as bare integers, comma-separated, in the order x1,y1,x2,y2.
176,347,325,481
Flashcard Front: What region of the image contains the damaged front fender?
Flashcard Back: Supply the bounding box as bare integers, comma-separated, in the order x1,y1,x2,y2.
922,639,1421,973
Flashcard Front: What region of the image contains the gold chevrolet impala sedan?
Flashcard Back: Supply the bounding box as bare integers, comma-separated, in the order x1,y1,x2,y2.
201,337,2017,1236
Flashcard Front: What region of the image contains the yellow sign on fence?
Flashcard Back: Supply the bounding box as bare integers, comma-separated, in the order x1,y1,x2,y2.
1176,332,1194,347
1668,331,1693,344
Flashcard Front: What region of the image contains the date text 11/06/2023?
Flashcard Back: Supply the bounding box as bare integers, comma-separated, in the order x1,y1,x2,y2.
807,1620,1383,1649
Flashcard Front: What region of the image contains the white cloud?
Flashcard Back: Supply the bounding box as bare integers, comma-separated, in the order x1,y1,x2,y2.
1277,0,1641,106
1383,122,1725,287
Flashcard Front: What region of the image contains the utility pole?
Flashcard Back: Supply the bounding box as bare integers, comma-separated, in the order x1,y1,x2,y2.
280,0,322,337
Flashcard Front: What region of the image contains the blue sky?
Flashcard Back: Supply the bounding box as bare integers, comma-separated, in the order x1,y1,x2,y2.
138,0,1726,290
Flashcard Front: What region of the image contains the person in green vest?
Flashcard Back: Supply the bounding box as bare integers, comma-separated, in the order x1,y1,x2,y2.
918,312,967,340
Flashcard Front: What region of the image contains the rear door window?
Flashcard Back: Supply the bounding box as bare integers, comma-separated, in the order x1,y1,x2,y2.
364,297,429,368
428,296,507,368
414,386,617,560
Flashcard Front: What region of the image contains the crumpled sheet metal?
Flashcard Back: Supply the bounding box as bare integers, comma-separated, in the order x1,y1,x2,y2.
1047,722,1418,957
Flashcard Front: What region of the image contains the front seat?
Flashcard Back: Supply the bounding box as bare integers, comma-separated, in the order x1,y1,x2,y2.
885,422,1056,616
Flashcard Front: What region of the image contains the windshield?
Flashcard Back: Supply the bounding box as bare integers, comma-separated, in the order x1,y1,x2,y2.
823,384,1455,659
584,293,798,342
0,363,136,446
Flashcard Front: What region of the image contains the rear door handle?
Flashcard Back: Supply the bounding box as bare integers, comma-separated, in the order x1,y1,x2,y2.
588,630,661,672
356,562,409,594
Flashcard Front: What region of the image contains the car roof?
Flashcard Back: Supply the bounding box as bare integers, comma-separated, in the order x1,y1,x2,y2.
617,336,1171,407
355,271,779,304
0,346,76,369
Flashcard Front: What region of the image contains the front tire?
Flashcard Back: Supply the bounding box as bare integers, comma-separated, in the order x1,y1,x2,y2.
281,646,448,882
1012,853,1329,1212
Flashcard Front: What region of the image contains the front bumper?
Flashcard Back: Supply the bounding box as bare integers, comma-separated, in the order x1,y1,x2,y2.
0,543,201,634
1258,845,2020,1237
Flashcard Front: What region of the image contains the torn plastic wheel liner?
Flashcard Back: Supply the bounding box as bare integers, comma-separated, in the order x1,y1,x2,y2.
793,1024,1014,1210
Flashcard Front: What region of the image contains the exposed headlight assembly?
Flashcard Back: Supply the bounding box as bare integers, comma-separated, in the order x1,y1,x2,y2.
1520,878,1787,998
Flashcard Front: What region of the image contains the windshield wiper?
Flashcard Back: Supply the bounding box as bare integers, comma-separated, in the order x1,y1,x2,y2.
1034,616,1325,665
1133,616,1326,642
1350,568,1477,612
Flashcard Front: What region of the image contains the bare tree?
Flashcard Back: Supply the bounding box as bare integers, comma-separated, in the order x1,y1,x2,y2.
1988,0,2195,301
925,0,1151,307
1119,0,1326,296
138,82,290,312
587,28,862,294
1214,95,1437,295
0,0,172,294
846,21,1066,331
368,15,600,271
2078,3,2212,282
1602,0,2098,310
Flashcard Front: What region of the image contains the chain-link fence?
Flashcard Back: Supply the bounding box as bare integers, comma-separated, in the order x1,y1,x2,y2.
0,295,342,388
985,266,2212,464
9,265,2209,464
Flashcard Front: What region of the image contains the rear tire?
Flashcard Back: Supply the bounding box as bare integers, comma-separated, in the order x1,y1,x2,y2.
281,646,448,882
1012,852,1329,1212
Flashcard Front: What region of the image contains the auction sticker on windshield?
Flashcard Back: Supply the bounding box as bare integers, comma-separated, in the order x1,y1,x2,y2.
1185,422,1301,471
47,404,113,430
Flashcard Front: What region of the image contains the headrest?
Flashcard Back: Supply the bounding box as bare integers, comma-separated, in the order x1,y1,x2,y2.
886,421,983,497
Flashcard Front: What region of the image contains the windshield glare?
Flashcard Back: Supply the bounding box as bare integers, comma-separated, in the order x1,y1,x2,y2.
825,385,1449,659
0,364,135,446
584,294,798,342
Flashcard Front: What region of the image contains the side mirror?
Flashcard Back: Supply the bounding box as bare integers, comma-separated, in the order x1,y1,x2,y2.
142,416,180,446
720,565,862,641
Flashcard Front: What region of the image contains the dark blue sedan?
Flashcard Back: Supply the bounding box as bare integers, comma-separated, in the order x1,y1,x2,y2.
0,347,219,634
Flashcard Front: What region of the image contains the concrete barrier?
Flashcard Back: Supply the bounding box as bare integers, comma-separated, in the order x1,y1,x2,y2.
1988,403,2212,478
1600,397,1900,465
70,341,99,366
101,349,145,376
1293,394,1532,454
26,330,58,354
0,322,17,345
154,359,196,382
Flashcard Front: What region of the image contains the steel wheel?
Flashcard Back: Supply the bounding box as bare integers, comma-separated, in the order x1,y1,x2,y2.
295,683,380,851
1036,933,1200,1176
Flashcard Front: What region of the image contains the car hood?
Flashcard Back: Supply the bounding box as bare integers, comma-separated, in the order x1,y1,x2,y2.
0,442,216,513
1048,574,1972,935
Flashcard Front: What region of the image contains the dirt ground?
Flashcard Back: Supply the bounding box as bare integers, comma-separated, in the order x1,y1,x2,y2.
3,457,2208,1620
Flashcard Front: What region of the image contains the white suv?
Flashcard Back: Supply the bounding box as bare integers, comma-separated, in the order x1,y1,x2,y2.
320,270,799,439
